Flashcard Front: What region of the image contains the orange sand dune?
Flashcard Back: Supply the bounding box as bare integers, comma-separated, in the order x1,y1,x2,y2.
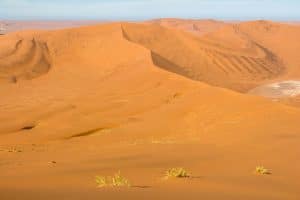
154,19,300,79
1,21,300,200
145,20,300,93
122,22,287,92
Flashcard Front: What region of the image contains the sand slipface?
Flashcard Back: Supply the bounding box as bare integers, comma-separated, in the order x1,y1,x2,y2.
0,20,300,200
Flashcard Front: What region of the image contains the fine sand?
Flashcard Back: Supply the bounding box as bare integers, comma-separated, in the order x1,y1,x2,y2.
1,20,300,200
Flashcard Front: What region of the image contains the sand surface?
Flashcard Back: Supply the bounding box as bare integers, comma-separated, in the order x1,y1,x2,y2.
1,20,300,200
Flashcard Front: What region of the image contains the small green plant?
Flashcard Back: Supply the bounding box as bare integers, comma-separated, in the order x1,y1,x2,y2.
255,166,271,175
95,171,131,187
164,167,190,179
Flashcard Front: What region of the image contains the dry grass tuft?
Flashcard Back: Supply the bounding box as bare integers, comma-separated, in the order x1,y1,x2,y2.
255,166,271,175
164,167,190,179
96,171,131,187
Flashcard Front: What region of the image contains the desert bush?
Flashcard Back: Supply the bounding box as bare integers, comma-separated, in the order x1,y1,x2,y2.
255,166,271,175
96,171,131,187
165,167,190,179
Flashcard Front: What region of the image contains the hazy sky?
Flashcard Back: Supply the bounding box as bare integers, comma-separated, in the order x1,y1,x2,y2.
0,0,299,20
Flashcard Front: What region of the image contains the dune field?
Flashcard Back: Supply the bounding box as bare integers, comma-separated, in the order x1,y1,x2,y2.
1,19,300,200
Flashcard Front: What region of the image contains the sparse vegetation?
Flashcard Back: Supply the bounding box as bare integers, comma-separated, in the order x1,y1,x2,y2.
164,167,190,179
255,166,271,175
96,171,131,187
95,176,109,187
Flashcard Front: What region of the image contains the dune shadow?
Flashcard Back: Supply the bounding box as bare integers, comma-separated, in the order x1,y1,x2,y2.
131,185,152,189
189,176,205,179
65,127,107,139
150,51,198,81
21,125,36,131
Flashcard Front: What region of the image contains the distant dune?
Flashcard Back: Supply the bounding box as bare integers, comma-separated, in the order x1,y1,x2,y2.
0,20,104,34
122,21,291,92
147,18,226,35
1,20,300,200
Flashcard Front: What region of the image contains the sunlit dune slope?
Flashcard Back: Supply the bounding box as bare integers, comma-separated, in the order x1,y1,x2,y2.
0,22,299,141
1,22,300,200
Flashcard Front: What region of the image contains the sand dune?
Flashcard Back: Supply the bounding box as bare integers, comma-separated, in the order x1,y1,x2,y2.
0,20,103,34
0,38,51,83
122,22,286,92
1,21,300,200
147,18,226,35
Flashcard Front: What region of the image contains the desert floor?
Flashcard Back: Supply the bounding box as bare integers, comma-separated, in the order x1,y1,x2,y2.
0,19,300,200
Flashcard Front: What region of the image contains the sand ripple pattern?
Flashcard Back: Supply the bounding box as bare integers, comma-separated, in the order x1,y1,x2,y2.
121,23,285,91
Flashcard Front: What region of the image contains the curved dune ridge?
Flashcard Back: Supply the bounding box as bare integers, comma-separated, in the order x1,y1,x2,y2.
121,22,285,92
0,37,51,83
